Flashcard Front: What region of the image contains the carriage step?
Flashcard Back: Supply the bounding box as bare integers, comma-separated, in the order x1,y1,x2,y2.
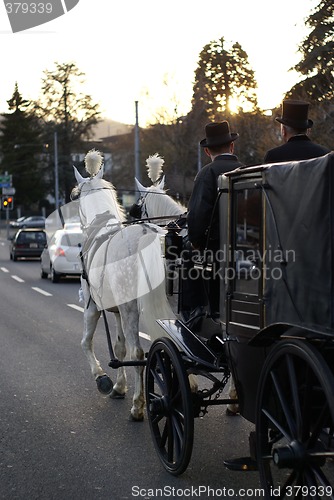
156,319,225,369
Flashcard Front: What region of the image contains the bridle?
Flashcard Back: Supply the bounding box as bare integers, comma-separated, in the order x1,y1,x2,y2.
129,193,149,220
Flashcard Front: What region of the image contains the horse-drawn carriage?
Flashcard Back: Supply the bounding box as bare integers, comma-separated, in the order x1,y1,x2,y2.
69,150,334,498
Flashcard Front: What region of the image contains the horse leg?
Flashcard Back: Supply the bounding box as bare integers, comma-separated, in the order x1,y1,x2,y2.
227,377,239,415
81,282,113,395
109,310,127,399
120,302,145,421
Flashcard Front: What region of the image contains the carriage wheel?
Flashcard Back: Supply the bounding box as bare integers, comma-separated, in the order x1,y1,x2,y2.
256,339,334,498
146,338,194,475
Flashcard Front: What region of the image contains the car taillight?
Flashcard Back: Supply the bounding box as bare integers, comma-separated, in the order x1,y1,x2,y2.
55,247,66,257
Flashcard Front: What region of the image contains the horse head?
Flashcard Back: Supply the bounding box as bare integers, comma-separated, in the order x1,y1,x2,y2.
129,154,186,223
72,149,126,226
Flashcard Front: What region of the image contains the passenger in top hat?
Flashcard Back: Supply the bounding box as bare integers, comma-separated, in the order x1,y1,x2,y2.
263,100,330,163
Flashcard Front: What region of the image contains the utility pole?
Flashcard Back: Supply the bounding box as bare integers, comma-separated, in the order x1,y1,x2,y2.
134,101,141,187
54,131,59,210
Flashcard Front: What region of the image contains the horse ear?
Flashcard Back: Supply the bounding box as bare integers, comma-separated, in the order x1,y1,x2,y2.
96,165,104,179
73,166,85,184
135,178,147,195
157,175,165,190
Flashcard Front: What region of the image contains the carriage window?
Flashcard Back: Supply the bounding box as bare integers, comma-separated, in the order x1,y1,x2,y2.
234,188,262,294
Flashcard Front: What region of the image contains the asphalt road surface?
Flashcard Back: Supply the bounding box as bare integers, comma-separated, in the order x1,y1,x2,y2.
0,235,263,500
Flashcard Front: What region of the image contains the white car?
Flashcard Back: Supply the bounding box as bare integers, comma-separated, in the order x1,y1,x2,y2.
41,228,83,282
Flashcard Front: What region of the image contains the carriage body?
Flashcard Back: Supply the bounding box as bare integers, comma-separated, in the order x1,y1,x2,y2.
146,152,334,486
219,152,334,422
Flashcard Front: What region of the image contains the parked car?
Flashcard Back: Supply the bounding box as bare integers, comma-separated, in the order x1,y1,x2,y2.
10,216,46,229
10,216,26,228
10,228,47,261
40,227,83,282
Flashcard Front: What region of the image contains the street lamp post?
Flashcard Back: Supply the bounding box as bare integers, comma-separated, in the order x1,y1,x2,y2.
54,132,59,210
134,101,141,185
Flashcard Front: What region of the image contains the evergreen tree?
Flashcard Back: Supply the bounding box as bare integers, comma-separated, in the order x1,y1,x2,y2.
0,83,47,211
290,0,334,102
191,37,258,122
287,0,334,147
35,62,101,202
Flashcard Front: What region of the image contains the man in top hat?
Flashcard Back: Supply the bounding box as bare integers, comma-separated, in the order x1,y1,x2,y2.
186,120,242,416
188,120,243,252
264,100,329,163
186,121,243,317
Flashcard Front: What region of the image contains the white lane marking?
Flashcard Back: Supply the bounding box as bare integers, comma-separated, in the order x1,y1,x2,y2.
140,332,151,341
66,305,151,341
12,275,25,283
67,304,85,313
31,287,53,297
1,267,9,272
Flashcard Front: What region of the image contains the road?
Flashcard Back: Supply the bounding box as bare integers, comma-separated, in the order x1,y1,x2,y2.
0,236,263,500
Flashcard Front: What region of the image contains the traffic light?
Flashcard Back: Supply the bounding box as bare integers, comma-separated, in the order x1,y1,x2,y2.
2,196,14,210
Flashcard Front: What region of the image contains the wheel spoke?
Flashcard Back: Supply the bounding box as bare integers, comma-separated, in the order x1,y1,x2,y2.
280,469,298,498
307,403,328,450
270,367,296,438
160,419,169,449
286,354,303,437
151,355,166,393
262,407,291,441
167,419,175,462
171,414,183,459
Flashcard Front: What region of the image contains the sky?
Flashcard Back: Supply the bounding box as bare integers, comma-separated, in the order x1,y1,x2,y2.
0,0,318,128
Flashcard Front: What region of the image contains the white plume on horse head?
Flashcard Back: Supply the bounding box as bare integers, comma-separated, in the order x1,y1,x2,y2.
85,149,104,177
146,153,165,185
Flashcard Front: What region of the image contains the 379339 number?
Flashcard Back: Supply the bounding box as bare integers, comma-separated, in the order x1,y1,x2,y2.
5,3,53,14
285,485,333,497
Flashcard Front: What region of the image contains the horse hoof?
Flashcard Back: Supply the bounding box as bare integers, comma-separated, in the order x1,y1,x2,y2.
129,413,144,422
96,375,113,395
109,389,125,399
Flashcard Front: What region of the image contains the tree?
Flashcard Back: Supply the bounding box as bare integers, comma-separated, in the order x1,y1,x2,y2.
35,62,102,201
191,37,258,122
0,83,47,211
289,0,334,102
287,0,334,147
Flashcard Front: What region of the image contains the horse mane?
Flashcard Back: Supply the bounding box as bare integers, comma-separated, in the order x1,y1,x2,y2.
145,186,186,219
79,177,127,223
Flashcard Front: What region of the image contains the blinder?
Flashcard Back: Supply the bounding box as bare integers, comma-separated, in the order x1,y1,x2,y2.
129,201,143,219
129,194,148,219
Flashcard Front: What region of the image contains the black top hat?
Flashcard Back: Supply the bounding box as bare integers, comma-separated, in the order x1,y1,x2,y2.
200,121,239,147
276,100,313,129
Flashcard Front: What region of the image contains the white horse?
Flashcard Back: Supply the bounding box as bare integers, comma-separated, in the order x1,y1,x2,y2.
133,154,239,415
73,150,174,421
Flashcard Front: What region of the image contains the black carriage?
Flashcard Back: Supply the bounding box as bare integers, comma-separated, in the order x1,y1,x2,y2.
144,152,334,494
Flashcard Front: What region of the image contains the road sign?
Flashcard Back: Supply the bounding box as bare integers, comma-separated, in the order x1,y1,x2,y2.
2,187,15,195
0,174,12,188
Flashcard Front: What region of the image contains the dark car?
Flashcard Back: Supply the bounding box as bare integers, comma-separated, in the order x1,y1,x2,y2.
10,228,47,261
10,216,46,229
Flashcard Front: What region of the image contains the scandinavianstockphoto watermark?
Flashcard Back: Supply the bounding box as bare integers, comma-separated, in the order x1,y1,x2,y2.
4,0,79,33
165,244,296,282
131,484,333,498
